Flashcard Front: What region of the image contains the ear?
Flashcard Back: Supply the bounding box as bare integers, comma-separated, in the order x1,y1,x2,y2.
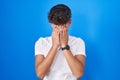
69,19,72,25
51,23,57,28
66,19,72,27
69,19,72,24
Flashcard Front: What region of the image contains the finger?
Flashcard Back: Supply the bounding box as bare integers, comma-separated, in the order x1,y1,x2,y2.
57,26,60,35
55,25,58,32
58,25,61,34
60,28,62,35
64,26,68,32
52,31,55,36
63,29,65,35
53,27,56,32
64,24,68,30
62,25,64,30
55,25,59,32
61,26,64,35
64,27,68,35
57,29,60,35
62,26,64,36
58,25,61,32
64,24,66,28
53,28,56,32
61,25,66,35
59,25,64,32
59,28,63,38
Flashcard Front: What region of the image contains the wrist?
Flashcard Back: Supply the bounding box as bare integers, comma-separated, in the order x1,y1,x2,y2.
61,45,70,51
52,45,59,49
61,44,68,48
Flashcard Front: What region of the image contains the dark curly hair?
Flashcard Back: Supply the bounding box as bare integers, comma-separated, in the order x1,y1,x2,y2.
48,4,71,25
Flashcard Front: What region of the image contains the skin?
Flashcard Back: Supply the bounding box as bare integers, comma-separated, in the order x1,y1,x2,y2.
35,20,85,79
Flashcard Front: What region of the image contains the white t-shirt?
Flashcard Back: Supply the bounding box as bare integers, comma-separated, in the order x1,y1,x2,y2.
35,36,86,80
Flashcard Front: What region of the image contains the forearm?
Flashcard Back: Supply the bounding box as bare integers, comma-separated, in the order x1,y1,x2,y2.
36,46,57,78
63,50,84,78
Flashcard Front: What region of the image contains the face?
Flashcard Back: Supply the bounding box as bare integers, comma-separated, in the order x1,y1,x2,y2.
51,20,72,30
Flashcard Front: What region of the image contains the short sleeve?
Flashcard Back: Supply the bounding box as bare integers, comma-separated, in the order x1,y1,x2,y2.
34,38,45,56
75,38,86,57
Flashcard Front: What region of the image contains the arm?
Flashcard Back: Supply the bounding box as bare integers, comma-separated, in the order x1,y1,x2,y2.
35,26,60,79
59,25,85,78
35,46,58,79
63,50,85,78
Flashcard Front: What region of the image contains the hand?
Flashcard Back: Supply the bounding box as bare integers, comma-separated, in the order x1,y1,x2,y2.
59,25,69,47
52,25,60,48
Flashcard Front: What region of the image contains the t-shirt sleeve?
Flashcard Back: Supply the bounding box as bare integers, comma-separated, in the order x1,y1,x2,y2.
35,38,45,56
75,38,86,57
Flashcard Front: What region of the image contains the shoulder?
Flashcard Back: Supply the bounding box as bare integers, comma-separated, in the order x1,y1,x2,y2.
35,36,52,57
69,36,85,44
35,36,52,45
68,36,86,56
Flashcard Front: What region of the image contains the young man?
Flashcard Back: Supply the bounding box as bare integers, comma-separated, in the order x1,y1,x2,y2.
35,4,86,80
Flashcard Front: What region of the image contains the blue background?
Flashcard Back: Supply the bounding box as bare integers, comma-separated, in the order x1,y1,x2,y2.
0,0,120,80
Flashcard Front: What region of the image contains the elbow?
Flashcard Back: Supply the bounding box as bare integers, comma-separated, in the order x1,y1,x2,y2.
36,69,45,79
36,72,44,79
73,71,84,79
